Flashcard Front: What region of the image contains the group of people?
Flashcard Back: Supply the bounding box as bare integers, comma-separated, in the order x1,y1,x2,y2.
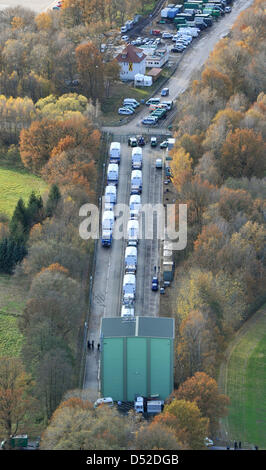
87,339,100,351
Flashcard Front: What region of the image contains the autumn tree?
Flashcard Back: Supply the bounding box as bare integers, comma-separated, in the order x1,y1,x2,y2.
135,421,181,450
220,128,266,179
171,372,229,434
155,399,209,450
75,42,104,101
40,398,134,449
0,357,34,437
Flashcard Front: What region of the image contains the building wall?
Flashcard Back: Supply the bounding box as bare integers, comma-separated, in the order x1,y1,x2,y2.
101,336,173,401
119,61,146,80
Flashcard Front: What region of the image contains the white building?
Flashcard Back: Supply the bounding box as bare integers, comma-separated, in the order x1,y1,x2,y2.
116,44,146,81
145,49,169,68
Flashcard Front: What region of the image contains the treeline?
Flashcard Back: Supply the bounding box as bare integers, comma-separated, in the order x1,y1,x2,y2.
170,0,266,384
0,102,102,425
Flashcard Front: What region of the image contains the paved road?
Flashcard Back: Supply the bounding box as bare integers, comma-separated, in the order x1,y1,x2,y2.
0,0,57,12
103,0,254,135
83,137,163,390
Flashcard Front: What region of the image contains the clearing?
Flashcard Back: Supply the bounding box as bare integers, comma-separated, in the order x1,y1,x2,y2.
0,274,26,357
0,166,48,217
218,306,266,449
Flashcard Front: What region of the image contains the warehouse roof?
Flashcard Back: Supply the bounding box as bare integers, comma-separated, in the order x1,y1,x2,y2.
101,316,174,339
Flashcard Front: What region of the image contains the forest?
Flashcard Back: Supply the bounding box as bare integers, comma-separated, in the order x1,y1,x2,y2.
169,0,265,385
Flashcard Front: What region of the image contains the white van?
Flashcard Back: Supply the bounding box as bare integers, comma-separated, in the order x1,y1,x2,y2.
109,142,121,164
94,397,114,408
127,219,139,246
129,194,141,219
123,98,140,107
131,169,142,194
131,147,142,169
121,304,135,318
123,273,136,304
107,163,119,186
102,210,114,230
125,246,137,273
105,185,117,205
145,97,160,106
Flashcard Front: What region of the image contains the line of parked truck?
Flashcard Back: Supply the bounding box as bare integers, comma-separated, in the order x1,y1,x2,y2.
121,140,144,319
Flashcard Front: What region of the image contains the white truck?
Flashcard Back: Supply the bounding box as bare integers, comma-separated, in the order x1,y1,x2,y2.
121,304,135,318
131,169,142,194
122,273,136,304
134,396,144,413
131,147,143,169
125,246,137,274
109,142,121,164
127,219,139,246
129,194,141,219
107,163,119,186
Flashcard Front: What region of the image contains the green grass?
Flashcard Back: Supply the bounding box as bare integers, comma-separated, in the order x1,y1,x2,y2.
0,274,26,358
225,308,266,448
101,72,169,125
0,166,48,217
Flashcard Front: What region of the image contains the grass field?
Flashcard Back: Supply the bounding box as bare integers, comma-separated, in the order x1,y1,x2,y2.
0,274,26,358
221,307,266,448
0,166,48,217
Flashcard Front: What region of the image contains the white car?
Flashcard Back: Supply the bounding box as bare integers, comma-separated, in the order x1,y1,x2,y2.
204,437,214,447
121,35,129,42
225,6,232,12
94,397,114,408
118,107,134,115
162,32,173,39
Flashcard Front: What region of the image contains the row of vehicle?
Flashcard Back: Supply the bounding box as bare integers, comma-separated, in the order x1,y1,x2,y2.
118,97,141,116
120,15,141,34
121,144,144,317
101,142,122,246
141,97,174,126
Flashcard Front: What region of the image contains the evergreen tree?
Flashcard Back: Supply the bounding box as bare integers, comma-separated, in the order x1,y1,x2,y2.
9,198,28,243
27,191,44,227
46,184,61,218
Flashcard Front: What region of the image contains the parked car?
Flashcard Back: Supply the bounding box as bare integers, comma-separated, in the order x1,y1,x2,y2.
156,158,163,169
161,87,169,97
118,107,134,115
160,140,168,149
204,437,214,447
142,116,158,125
121,35,129,42
150,137,157,147
172,46,185,52
123,104,135,113
162,32,173,39
225,6,232,12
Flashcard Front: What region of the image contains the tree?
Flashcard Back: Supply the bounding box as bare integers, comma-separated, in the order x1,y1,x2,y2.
135,421,181,450
20,119,60,172
154,399,209,450
9,198,28,242
171,372,229,434
40,398,134,449
171,147,193,193
75,42,104,101
220,128,266,179
0,357,34,437
46,184,61,217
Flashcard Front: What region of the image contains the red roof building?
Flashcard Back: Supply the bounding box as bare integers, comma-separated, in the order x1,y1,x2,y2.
116,44,146,81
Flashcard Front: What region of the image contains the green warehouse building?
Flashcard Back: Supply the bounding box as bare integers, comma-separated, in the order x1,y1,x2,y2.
100,316,174,402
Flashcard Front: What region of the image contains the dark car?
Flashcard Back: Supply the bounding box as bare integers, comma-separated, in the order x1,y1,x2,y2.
171,46,184,53
161,87,169,97
152,276,159,291
137,135,145,146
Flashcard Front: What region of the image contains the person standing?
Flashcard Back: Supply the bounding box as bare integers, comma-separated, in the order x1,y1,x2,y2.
91,340,94,350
